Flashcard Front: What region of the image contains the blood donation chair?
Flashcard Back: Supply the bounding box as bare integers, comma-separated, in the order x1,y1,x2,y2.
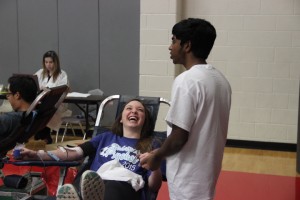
2,94,170,200
73,95,170,200
0,85,74,200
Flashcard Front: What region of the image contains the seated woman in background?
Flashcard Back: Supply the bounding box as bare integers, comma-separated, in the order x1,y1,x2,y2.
17,99,162,200
34,50,69,144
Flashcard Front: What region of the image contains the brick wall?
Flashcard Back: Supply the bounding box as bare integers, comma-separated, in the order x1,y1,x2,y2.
140,0,300,143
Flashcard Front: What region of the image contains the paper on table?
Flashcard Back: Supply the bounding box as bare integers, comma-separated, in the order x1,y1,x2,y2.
0,84,9,94
67,92,91,98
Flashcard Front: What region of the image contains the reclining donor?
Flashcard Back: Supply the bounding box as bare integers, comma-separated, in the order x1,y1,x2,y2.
16,99,162,200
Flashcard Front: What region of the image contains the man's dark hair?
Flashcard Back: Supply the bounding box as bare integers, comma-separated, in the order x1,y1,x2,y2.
172,18,216,60
8,76,38,103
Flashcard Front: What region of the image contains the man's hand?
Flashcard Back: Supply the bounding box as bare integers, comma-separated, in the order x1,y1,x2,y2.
140,125,188,171
139,150,162,171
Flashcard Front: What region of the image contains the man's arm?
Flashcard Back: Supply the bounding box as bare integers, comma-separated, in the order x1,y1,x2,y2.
156,124,189,159
140,124,188,170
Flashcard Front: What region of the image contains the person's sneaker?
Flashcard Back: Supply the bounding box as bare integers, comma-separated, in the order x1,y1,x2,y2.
80,170,105,200
56,184,81,200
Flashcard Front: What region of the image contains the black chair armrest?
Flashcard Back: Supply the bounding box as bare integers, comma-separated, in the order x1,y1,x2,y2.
3,160,81,195
6,160,81,167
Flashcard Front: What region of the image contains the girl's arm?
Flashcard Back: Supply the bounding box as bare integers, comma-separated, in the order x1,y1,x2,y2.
148,168,162,192
18,146,84,161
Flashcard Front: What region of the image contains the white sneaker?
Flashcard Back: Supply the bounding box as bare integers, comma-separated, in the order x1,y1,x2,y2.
56,184,80,200
80,170,105,200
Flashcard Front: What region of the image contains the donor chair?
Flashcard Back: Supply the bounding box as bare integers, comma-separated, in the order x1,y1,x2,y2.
0,85,73,200
73,95,170,200
1,94,170,200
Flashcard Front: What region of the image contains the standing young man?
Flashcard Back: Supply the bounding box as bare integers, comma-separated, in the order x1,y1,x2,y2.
140,18,231,200
0,76,38,139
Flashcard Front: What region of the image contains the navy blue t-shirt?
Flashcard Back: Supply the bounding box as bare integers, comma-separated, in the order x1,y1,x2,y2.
89,131,148,177
80,131,162,199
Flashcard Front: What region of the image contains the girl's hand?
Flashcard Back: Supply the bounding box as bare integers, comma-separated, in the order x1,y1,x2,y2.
17,148,38,160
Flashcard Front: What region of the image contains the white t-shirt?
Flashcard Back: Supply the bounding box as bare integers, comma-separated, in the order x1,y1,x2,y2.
35,69,69,131
35,69,68,89
166,64,231,200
